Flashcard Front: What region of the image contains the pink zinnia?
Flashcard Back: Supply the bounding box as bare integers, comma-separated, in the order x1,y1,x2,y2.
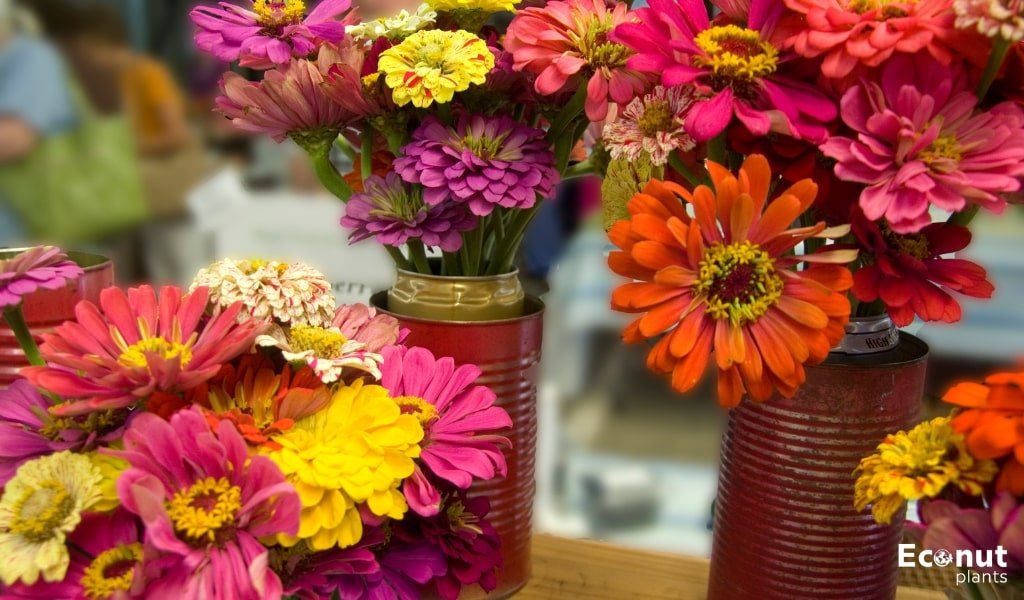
785,0,959,79
332,302,404,352
505,0,651,122
113,408,300,600
191,0,349,68
612,0,837,142
0,246,82,309
380,345,512,517
822,54,1024,233
21,285,265,417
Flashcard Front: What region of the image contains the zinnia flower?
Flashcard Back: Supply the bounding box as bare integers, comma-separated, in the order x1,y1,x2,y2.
378,29,494,108
920,492,1024,576
257,323,383,383
0,246,82,310
262,379,423,550
851,211,994,326
191,258,336,327
335,533,447,600
822,55,1024,233
216,44,370,146
956,0,1024,39
2,510,144,599
394,115,559,216
612,0,837,142
505,0,650,121
603,85,698,166
784,0,960,79
944,370,1024,494
608,155,857,407
427,0,517,12
854,417,998,524
274,534,381,599
191,0,349,67
341,173,478,252
332,302,403,352
346,4,436,41
0,452,102,586
114,407,301,599
380,345,511,516
21,285,264,417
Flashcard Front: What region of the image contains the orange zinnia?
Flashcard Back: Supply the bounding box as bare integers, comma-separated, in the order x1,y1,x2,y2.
944,370,1024,495
608,154,857,407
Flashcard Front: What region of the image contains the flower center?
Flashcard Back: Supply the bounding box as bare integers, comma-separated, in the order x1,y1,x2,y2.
919,135,963,171
392,395,439,426
253,0,306,27
638,101,675,136
573,20,632,69
847,0,912,18
9,480,75,542
289,324,348,358
882,224,931,260
80,543,143,599
694,25,778,84
118,337,193,369
39,410,124,442
696,241,783,326
243,259,289,275
446,501,483,535
166,476,242,546
460,131,512,160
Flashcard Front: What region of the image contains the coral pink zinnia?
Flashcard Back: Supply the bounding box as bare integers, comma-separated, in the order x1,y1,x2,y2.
380,345,512,517
822,54,1024,234
612,0,837,142
505,0,651,122
21,285,265,417
0,246,82,310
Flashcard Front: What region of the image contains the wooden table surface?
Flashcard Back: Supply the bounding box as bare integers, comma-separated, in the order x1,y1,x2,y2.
518,534,945,599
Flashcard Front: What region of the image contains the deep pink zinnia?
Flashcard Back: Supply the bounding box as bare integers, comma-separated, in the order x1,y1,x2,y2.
21,285,265,417
611,0,837,142
191,0,349,68
113,408,301,600
380,345,512,517
0,246,83,310
822,54,1024,233
505,0,651,122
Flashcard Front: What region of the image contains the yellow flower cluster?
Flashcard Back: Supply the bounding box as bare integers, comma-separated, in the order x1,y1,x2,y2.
854,417,998,524
427,0,519,12
263,379,423,550
378,29,495,108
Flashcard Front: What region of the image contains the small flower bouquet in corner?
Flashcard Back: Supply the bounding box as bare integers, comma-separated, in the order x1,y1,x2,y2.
0,247,511,600
854,367,1024,597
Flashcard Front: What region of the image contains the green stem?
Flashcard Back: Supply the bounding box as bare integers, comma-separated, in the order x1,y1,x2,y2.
384,245,413,271
309,144,353,202
547,85,588,144
668,153,704,188
947,205,980,228
441,251,460,276
489,202,542,275
976,37,1012,102
360,125,375,181
407,240,432,274
706,133,727,166
564,158,596,179
4,306,44,367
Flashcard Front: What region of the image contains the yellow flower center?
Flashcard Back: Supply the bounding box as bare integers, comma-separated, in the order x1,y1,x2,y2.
919,135,963,170
882,224,931,260
696,241,783,326
847,0,913,18
253,0,306,27
80,543,143,599
8,480,75,542
118,337,193,369
392,396,440,426
243,259,290,275
694,25,778,83
570,20,632,69
289,324,347,358
166,477,242,546
638,101,674,137
39,411,123,442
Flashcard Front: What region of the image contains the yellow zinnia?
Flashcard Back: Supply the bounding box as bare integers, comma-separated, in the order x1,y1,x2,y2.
378,29,494,108
0,451,102,585
854,416,998,524
263,379,423,550
427,0,518,13
87,451,128,513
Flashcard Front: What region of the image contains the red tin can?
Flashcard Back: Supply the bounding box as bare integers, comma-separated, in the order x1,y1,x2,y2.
0,251,114,387
707,332,927,600
373,292,543,599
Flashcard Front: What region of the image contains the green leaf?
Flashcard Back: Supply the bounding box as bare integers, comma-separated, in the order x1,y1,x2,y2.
601,152,662,231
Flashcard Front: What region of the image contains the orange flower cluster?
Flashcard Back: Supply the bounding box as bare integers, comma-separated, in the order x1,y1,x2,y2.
607,155,856,407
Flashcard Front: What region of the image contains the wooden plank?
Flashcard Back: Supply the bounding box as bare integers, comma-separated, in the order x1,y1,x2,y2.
518,535,946,599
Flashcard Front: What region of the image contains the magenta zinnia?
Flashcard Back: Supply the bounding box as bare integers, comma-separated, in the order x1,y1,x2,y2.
191,0,350,68
822,54,1024,233
114,408,301,599
612,0,837,142
21,285,265,417
380,345,511,517
0,246,82,309
394,115,559,217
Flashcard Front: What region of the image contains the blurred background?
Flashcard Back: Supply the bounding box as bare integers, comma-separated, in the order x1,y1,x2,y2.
2,0,1023,560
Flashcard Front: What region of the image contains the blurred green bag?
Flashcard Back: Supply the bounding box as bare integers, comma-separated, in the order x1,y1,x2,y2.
0,86,148,243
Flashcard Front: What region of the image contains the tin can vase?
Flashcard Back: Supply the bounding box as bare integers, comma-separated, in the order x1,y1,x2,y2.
372,276,542,599
707,316,928,600
0,250,114,387
387,266,525,322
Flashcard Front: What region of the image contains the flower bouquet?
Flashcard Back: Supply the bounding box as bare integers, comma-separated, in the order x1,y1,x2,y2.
0,248,512,600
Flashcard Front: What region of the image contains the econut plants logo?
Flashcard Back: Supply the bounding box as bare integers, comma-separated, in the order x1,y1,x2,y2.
899,544,1010,586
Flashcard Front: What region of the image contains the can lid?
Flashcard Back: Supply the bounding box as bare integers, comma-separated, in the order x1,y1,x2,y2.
832,315,899,355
